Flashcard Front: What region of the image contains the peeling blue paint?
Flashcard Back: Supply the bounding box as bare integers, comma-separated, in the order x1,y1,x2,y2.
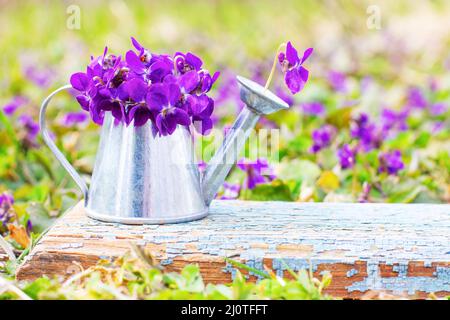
160,258,173,266
348,262,450,294
40,200,450,295
347,268,359,277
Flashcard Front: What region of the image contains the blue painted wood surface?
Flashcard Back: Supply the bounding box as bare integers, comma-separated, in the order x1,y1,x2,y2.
15,200,450,298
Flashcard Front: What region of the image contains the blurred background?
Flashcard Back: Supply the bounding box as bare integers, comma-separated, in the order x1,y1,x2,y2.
0,0,449,247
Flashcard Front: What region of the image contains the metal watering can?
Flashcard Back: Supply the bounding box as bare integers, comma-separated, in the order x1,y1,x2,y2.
40,76,288,224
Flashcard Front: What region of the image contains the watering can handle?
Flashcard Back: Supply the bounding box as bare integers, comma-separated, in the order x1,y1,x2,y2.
39,85,89,204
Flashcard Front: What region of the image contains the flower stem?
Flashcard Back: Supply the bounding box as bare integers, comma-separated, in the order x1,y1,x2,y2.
264,43,287,90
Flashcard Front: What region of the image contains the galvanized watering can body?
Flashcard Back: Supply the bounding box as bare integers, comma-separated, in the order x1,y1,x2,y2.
40,76,288,224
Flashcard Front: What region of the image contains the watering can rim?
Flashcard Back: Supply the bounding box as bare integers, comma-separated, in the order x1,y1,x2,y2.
236,75,290,114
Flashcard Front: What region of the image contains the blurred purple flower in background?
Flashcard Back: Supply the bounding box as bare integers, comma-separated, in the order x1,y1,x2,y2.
310,124,336,153
3,96,28,116
26,219,33,235
18,114,40,148
406,87,427,109
381,108,408,132
23,65,55,88
0,192,14,228
428,78,439,92
237,158,276,189
430,103,447,116
60,111,89,127
301,101,325,116
278,42,313,94
432,121,445,134
220,182,241,200
358,182,371,203
214,70,242,109
378,150,404,175
257,117,278,129
350,113,382,151
275,86,295,106
360,76,373,93
337,144,356,169
327,70,348,93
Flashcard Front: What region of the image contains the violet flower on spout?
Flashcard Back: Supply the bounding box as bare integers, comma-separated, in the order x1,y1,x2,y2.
278,42,313,94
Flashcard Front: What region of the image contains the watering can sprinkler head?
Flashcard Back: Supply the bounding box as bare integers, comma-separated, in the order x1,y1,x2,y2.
236,76,289,115
201,76,289,205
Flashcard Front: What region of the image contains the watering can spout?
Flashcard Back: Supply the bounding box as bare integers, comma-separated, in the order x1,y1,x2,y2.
202,76,289,205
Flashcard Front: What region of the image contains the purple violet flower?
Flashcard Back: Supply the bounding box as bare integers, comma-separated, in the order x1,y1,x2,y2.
23,65,55,88
381,108,408,132
3,96,28,116
430,103,447,116
26,219,33,235
174,52,203,74
18,114,40,148
278,42,313,94
60,111,89,127
301,101,325,116
146,83,190,136
236,158,276,189
220,182,241,200
378,150,404,175
327,70,348,93
70,37,219,136
350,113,382,151
406,87,427,109
310,124,336,153
189,94,214,135
0,192,14,228
337,144,356,169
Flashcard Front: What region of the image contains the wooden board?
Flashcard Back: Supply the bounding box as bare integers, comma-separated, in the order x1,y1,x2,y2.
15,200,450,298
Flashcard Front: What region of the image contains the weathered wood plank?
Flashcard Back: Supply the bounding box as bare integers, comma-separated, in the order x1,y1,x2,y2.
16,200,450,298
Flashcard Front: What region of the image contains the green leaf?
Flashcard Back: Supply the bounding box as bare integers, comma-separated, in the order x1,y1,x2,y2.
278,159,321,184
388,186,422,203
325,106,355,129
181,264,205,293
23,277,54,300
14,184,50,202
385,131,414,149
246,180,294,201
224,258,270,279
0,110,19,146
414,131,431,148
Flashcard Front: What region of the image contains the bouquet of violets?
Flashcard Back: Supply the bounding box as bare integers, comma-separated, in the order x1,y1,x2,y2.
70,38,312,136
70,37,220,136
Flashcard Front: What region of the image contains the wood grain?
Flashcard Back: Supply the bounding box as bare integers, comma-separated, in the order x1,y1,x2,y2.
15,200,450,298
